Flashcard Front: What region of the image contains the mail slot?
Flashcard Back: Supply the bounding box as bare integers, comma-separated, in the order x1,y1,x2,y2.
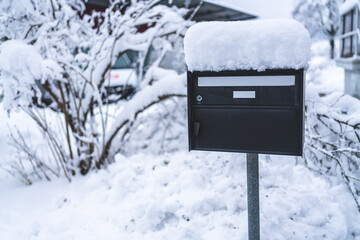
187,69,305,156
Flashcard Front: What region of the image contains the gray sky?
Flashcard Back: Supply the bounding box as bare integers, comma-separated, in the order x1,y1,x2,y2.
210,0,295,19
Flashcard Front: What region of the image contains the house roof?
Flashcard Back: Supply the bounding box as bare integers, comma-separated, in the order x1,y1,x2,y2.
85,0,257,21
158,0,257,21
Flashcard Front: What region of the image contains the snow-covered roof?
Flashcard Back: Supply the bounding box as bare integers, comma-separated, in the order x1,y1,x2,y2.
159,0,257,21
213,0,292,20
184,19,311,72
205,0,258,20
340,0,360,15
86,0,257,21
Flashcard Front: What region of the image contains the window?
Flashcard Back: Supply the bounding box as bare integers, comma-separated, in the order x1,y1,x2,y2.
112,51,137,69
358,8,360,55
344,11,353,34
343,35,352,56
358,7,360,30
341,9,355,57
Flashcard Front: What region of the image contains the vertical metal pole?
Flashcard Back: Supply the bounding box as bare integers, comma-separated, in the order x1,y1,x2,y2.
247,153,260,240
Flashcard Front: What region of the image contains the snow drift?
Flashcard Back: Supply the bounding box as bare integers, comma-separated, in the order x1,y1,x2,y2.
184,19,311,72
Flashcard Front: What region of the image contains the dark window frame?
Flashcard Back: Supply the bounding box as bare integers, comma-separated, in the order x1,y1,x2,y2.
341,9,358,58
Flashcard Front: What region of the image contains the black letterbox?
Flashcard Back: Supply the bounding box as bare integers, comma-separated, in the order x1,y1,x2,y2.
187,69,304,156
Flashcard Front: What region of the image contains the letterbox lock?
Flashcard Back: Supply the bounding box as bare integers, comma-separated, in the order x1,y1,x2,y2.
196,95,203,102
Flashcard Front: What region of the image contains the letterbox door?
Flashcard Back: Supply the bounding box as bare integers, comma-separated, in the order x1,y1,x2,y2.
187,70,304,156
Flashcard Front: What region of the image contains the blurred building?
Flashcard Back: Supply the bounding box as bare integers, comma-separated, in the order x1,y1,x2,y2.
336,0,360,99
84,0,257,21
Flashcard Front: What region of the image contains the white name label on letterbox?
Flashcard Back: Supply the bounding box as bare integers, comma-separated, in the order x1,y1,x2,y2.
198,76,295,87
233,91,256,98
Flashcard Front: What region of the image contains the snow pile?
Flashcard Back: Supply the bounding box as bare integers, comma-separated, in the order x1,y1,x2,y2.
340,0,359,15
0,40,61,110
1,152,359,239
184,19,311,72
0,40,43,109
322,91,360,119
306,40,344,95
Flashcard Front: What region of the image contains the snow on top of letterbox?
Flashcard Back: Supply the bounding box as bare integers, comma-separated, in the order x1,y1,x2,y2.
184,19,311,72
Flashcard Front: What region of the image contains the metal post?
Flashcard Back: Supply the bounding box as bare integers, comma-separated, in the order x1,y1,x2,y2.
247,153,260,240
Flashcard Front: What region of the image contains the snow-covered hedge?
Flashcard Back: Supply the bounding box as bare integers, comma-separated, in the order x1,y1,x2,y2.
0,0,192,181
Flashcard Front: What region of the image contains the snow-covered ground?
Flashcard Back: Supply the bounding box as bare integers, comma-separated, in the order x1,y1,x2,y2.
1,152,359,239
1,40,360,239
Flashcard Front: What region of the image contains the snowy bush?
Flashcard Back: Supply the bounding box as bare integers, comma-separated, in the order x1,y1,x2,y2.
304,91,360,212
121,96,187,156
301,48,360,211
0,0,192,182
298,42,360,212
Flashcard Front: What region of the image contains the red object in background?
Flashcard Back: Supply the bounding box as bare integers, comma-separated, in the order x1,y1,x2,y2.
137,22,156,33
81,3,107,15
78,3,106,29
81,2,154,32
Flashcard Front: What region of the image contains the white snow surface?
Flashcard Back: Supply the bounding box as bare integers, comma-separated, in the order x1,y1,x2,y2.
307,41,344,95
0,40,62,110
340,0,359,15
184,19,311,72
1,152,360,240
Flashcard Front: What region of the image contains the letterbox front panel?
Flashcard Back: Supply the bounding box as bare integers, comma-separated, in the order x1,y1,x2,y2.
191,107,302,155
194,85,299,106
187,69,305,156
193,70,303,106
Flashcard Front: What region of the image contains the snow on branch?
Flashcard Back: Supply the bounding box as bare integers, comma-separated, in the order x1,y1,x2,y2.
97,70,186,167
304,92,360,211
0,0,192,180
